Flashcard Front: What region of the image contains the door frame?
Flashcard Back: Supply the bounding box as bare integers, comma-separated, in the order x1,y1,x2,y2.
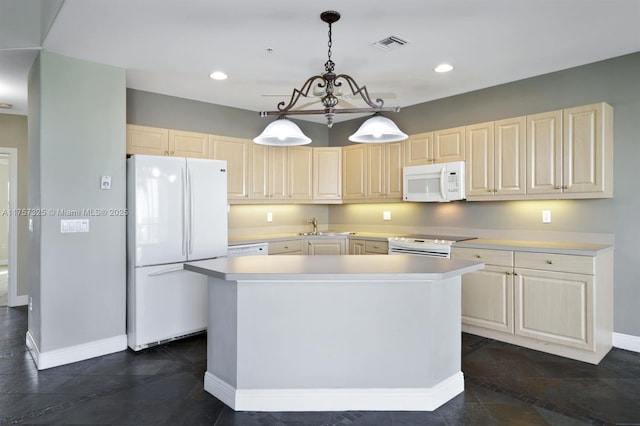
0,148,20,306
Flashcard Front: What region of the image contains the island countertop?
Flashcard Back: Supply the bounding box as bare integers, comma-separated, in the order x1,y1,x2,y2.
185,254,484,281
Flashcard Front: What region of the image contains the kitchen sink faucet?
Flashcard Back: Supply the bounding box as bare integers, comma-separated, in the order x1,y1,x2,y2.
309,217,318,235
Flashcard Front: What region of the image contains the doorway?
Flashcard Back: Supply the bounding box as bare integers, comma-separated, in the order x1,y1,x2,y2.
0,149,18,307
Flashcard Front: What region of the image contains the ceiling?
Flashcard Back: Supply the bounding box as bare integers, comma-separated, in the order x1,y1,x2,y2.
1,0,639,124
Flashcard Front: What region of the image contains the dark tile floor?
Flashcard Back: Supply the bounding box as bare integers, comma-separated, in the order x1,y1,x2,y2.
1,305,639,425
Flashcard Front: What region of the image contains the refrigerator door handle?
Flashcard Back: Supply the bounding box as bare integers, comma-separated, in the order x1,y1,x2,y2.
188,168,194,255
147,265,184,277
181,168,187,256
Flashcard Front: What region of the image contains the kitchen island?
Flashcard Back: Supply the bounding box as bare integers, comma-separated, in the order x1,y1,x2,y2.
185,255,483,412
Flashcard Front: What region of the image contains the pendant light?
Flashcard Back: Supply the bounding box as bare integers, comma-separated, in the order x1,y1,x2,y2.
348,114,408,143
256,11,406,145
253,117,311,146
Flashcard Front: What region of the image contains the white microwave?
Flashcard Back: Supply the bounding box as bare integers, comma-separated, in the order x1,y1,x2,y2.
403,161,466,202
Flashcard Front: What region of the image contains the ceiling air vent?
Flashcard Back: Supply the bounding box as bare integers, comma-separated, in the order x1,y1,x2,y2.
373,35,409,51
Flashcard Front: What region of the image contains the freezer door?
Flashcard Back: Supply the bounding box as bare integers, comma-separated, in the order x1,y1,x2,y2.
127,263,207,351
186,158,228,260
130,155,187,266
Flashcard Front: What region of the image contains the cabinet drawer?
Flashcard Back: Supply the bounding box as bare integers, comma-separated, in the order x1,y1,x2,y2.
451,247,513,267
515,252,594,275
269,239,303,255
365,240,388,254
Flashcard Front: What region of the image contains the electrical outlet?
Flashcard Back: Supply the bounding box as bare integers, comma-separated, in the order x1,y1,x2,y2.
542,210,551,223
383,211,391,221
267,212,273,223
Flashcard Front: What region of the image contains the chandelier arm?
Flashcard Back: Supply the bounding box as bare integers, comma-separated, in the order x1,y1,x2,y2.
276,75,326,113
259,106,401,117
335,74,385,109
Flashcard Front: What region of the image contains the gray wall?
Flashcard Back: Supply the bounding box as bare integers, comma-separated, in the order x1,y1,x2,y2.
0,114,29,297
28,52,126,352
127,89,330,146
331,52,640,337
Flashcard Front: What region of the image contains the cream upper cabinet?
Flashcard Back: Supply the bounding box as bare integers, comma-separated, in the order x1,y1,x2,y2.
126,125,169,156
466,118,526,199
250,145,288,200
527,103,613,198
342,144,367,200
210,135,251,200
288,146,313,201
526,109,563,195
433,126,465,163
358,142,403,201
313,147,342,202
404,132,433,166
169,130,209,158
562,103,613,197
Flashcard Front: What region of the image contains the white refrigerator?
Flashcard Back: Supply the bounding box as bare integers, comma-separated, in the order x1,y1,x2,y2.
126,154,228,351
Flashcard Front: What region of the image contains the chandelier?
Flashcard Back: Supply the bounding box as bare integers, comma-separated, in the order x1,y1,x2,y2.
254,10,408,146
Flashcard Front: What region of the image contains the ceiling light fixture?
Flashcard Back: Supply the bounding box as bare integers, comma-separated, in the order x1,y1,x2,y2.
209,71,228,80
255,10,407,146
434,63,454,73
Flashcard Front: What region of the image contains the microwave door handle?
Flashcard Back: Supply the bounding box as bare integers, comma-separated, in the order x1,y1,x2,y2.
440,167,447,200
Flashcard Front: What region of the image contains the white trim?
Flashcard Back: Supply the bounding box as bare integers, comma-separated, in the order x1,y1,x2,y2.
26,331,127,370
0,148,19,307
204,371,464,412
613,332,640,353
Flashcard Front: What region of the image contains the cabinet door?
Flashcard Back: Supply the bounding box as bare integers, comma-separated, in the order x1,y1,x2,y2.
526,110,563,195
365,240,388,254
269,239,304,255
307,238,346,255
563,103,612,196
349,239,366,255
288,146,313,201
433,126,465,163
385,142,404,200
313,147,342,201
404,132,433,165
169,130,209,158
210,136,251,200
268,146,288,200
342,145,367,200
514,268,594,351
461,265,513,334
367,144,386,198
495,116,526,196
465,122,494,197
249,144,269,200
126,125,169,156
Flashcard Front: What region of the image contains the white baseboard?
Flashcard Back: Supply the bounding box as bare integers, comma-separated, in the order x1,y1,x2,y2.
204,371,464,412
9,294,27,307
613,332,640,353
26,331,127,370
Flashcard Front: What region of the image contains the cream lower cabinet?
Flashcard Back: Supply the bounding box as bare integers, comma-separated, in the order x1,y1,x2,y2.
306,238,347,255
269,239,305,255
349,239,388,255
452,246,613,364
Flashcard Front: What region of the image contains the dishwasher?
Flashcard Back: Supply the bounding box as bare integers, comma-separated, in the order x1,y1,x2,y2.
227,242,269,257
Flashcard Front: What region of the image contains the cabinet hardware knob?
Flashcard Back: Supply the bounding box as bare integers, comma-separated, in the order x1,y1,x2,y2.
475,254,481,258
506,272,512,276
562,185,568,190
514,272,518,276
284,246,289,249
164,150,169,155
546,260,553,264
487,189,493,193
170,151,174,155
554,185,561,190
245,194,249,197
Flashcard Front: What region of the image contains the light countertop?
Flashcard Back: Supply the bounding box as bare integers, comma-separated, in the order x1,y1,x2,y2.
185,254,484,281
452,238,614,256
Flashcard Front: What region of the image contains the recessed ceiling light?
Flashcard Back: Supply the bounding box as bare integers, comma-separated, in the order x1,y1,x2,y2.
209,71,228,80
434,64,454,73
0,103,12,109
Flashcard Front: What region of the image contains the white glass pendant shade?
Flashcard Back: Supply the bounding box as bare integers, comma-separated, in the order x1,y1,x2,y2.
348,115,408,143
253,118,312,146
